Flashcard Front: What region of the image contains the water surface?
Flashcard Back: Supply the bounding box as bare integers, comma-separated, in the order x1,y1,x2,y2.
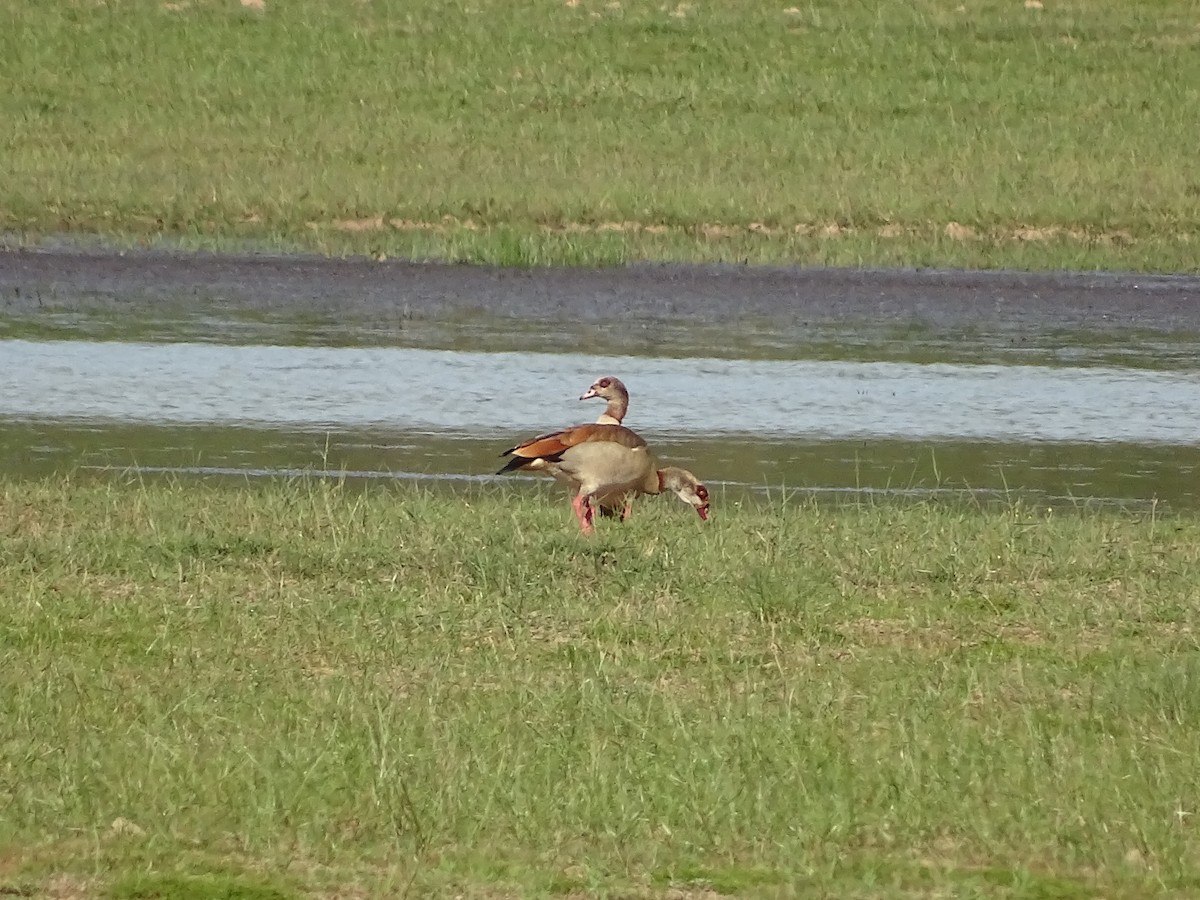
2,337,1197,508
4,339,1199,443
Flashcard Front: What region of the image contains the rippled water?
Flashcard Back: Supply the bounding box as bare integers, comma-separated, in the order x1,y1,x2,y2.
4,339,1200,443
2,335,1199,508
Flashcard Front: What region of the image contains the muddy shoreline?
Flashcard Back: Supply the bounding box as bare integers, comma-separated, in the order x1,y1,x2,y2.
3,246,1200,333
4,246,1199,506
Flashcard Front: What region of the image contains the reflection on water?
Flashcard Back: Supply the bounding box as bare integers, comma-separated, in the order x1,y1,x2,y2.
3,339,1200,443
2,422,1196,510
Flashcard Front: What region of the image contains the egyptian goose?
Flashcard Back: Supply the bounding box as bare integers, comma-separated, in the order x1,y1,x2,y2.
512,375,701,523
512,376,628,488
577,374,705,521
498,423,710,534
595,465,710,525
580,376,629,425
579,375,631,516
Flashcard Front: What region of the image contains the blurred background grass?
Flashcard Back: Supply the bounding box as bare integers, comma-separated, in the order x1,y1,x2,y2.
2,0,1198,270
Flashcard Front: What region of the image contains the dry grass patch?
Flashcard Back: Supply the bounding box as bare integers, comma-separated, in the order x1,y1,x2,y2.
313,214,1167,250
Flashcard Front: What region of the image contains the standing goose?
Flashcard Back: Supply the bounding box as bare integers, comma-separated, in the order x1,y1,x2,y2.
579,375,633,517
498,423,710,534
516,376,630,488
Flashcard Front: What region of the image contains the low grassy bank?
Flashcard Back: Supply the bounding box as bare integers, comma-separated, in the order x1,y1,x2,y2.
2,476,1199,897
3,1,1199,271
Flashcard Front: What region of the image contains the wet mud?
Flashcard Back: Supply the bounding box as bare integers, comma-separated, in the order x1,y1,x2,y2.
3,246,1200,333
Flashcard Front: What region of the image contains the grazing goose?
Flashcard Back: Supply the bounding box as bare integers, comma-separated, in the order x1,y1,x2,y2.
580,376,630,425
596,464,711,525
498,423,710,534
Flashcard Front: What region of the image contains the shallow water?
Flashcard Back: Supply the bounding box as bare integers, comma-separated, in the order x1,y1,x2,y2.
4,339,1200,442
2,336,1198,508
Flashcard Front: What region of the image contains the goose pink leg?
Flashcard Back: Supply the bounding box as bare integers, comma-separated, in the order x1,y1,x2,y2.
571,494,596,535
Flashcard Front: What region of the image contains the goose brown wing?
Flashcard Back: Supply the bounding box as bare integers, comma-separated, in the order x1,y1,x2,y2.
497,424,647,474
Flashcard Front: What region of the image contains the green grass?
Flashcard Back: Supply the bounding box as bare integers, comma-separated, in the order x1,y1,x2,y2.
2,475,1200,897
2,0,1199,271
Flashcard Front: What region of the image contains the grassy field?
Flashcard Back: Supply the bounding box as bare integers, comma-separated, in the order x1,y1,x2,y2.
2,475,1199,897
2,0,1199,272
